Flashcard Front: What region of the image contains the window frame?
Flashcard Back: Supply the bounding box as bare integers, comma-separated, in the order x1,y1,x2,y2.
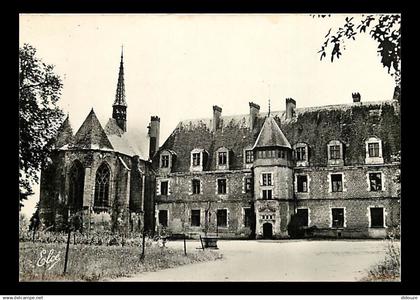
261,173,272,186
94,163,111,208
161,154,170,168
192,179,201,195
245,177,253,193
158,210,168,227
245,149,254,164
262,189,273,200
369,207,385,228
216,209,228,228
191,209,201,227
331,173,343,192
160,180,169,196
297,208,309,227
296,175,308,193
217,178,227,194
331,207,345,228
365,137,384,164
368,172,383,192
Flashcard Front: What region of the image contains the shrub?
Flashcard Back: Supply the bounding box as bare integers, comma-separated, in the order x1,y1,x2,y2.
363,237,400,281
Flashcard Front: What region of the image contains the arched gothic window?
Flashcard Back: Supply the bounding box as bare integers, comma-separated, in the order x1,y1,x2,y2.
68,160,85,212
94,163,110,207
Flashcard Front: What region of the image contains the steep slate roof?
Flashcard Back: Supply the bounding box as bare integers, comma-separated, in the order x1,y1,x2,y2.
105,118,146,159
55,115,74,148
155,100,400,172
72,109,113,150
55,111,147,159
253,116,291,149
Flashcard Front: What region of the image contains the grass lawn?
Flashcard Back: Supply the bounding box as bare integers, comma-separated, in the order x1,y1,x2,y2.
19,241,221,281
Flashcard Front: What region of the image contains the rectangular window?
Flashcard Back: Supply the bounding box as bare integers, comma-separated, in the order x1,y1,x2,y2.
161,155,169,168
297,175,308,193
329,145,341,159
262,173,272,186
278,150,286,159
331,174,343,192
192,179,201,194
296,146,306,161
331,208,344,228
191,209,201,226
245,150,254,163
297,208,309,227
217,179,227,194
218,151,227,165
192,153,201,166
262,189,272,200
368,143,380,157
217,209,228,227
370,207,384,228
369,173,383,191
158,210,168,227
245,177,253,192
244,208,252,227
160,181,168,195
261,150,266,159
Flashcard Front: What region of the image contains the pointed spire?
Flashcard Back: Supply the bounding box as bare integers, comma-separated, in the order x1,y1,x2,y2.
114,46,126,106
268,99,271,116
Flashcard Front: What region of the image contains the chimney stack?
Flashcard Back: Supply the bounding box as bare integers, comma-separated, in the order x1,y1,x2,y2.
148,116,160,160
352,92,361,103
212,105,222,132
286,98,296,120
249,102,260,131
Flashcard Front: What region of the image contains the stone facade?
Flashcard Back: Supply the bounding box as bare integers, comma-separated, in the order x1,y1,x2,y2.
38,51,401,240
153,98,401,239
39,52,155,234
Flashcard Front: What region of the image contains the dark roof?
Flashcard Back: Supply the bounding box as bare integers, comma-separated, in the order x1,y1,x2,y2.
55,116,74,148
72,109,113,150
155,100,400,172
253,116,291,149
54,110,147,159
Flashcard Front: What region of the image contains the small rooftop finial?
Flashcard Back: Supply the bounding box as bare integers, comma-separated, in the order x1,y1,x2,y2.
268,99,271,116
121,44,124,60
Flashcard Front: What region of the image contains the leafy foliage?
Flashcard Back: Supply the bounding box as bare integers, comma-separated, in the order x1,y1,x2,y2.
316,15,401,86
19,44,64,204
363,237,400,281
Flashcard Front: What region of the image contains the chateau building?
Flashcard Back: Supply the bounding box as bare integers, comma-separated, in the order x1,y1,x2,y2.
39,51,401,239
152,95,401,239
39,51,156,233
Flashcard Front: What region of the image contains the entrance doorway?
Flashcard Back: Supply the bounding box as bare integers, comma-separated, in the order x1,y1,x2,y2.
263,223,273,239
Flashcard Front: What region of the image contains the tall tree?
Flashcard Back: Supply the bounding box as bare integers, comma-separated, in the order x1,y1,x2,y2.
19,43,64,206
316,14,401,99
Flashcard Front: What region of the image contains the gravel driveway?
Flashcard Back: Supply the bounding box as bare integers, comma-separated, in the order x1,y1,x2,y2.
111,239,396,282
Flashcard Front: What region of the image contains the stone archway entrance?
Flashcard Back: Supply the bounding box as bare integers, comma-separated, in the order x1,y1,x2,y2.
263,223,273,239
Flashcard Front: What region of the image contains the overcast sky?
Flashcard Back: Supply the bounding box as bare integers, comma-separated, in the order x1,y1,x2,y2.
19,14,397,218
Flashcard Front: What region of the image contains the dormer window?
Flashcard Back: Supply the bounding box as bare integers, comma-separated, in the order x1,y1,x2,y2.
368,143,380,157
327,140,344,166
294,142,309,167
296,147,306,161
161,155,169,168
218,152,227,165
159,150,176,173
190,148,208,172
216,147,230,170
245,150,254,163
192,153,201,166
365,137,384,164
